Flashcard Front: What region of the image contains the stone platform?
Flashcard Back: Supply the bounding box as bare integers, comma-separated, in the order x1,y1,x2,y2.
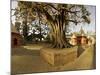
40,46,78,66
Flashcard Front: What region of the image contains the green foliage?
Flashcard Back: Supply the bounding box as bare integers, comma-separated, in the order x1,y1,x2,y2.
15,22,21,32
12,2,91,47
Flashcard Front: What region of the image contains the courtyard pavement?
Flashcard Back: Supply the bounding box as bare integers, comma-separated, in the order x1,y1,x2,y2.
11,44,95,74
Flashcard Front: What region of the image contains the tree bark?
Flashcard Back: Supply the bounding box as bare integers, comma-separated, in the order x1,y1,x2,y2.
49,9,71,48
49,23,68,48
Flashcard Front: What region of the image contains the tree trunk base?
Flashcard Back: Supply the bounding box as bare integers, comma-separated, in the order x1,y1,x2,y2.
50,42,73,49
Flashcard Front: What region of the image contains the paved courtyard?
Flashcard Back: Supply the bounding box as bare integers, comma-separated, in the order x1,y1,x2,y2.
11,44,96,74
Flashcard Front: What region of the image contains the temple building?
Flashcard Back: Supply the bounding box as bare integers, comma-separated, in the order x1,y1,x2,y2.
11,24,23,47
69,26,89,45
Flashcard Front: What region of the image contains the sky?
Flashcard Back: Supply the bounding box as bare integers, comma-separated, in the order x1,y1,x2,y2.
69,5,96,33
11,1,96,34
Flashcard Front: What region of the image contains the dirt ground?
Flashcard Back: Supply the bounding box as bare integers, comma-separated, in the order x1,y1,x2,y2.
11,44,96,74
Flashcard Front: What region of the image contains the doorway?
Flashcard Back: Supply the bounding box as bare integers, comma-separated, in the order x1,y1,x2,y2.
14,38,18,46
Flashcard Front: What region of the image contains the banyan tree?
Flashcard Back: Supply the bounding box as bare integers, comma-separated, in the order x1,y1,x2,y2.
14,1,91,48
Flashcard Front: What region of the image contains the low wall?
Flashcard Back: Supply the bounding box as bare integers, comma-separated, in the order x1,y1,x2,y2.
40,46,78,66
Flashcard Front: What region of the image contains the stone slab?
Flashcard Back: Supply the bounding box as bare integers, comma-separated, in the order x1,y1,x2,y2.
40,46,78,66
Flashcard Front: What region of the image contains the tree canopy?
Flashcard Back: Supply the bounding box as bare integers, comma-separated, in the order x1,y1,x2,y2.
12,1,91,48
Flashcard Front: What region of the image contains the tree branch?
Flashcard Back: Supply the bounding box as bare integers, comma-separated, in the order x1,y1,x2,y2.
66,19,82,25
64,9,80,13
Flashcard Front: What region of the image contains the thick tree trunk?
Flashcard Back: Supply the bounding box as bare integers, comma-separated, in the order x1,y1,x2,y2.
49,23,70,48
23,9,29,42
46,8,72,48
